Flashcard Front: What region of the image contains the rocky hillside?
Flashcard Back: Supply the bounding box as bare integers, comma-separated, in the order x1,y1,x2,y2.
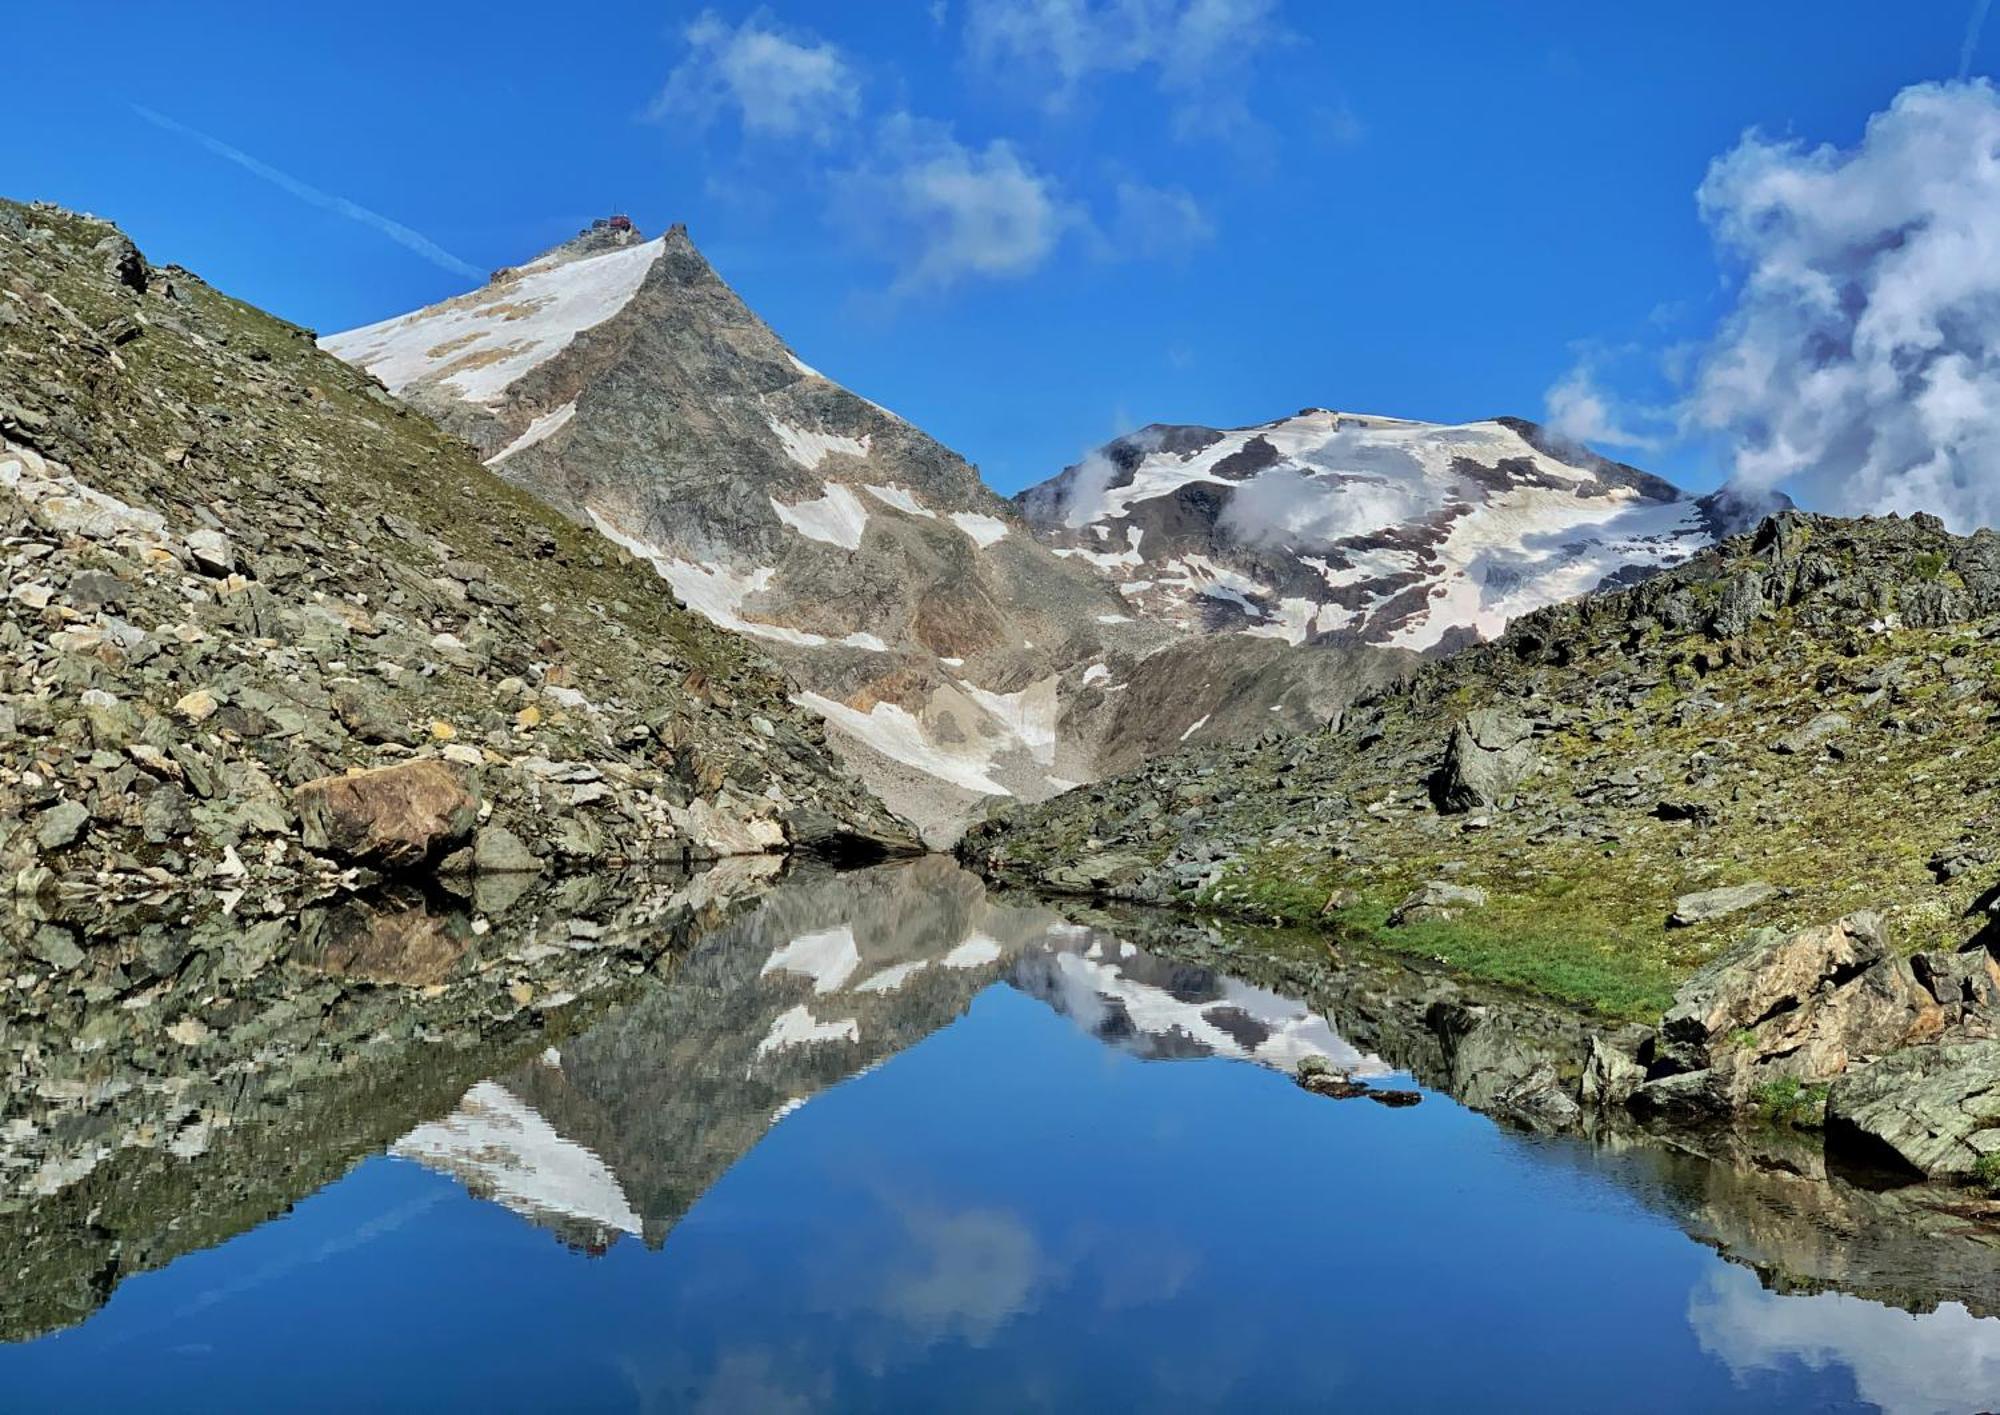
1017,409,1777,654
324,222,1183,843
0,199,911,908
964,510,2000,1181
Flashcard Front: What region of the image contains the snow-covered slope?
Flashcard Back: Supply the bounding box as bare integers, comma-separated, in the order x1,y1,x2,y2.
1018,409,1777,655
325,222,1163,844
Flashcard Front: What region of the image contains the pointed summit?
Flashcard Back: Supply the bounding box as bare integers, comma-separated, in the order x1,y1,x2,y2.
323,218,1147,843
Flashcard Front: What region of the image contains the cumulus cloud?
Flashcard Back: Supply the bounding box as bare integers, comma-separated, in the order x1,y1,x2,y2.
832,116,1075,293
653,10,860,144
1685,80,2000,531
963,0,1280,135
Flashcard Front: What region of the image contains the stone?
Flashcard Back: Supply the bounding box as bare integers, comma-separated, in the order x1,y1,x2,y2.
184,528,234,576
330,682,414,746
174,689,220,723
471,826,542,875
1826,1040,2000,1178
1668,881,1777,927
1388,880,1488,926
1043,851,1152,894
1431,709,1536,813
34,801,90,852
26,925,86,972
292,760,478,870
1772,711,1852,756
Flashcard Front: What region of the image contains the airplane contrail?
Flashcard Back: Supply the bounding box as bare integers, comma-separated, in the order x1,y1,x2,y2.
131,105,483,279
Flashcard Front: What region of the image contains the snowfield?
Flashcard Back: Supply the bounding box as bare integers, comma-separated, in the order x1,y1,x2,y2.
324,238,665,404
1027,408,1723,653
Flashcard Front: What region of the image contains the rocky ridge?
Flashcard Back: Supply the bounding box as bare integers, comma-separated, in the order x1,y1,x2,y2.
963,509,2000,1183
0,200,911,909
1016,409,1777,656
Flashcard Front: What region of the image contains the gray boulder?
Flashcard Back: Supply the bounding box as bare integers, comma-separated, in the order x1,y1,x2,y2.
1668,881,1777,927
1826,1040,2000,1178
1431,709,1536,814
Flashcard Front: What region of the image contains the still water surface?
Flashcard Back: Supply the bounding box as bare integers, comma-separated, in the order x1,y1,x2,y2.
3,860,1998,1412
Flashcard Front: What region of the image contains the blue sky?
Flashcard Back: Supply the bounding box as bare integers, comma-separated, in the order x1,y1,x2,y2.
7,2,1994,499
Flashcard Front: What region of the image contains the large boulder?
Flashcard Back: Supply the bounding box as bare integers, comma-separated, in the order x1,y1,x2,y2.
1826,1040,2000,1178
293,760,478,871
1388,880,1488,926
1650,913,1944,1104
1430,709,1536,813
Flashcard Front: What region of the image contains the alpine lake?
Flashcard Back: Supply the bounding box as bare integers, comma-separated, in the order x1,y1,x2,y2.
4,857,1999,1413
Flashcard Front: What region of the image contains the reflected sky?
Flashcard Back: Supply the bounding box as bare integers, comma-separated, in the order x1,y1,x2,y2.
5,968,1987,1412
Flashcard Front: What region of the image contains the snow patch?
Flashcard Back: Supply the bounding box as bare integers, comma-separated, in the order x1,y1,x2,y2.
865,483,936,518
761,925,863,993
796,692,1010,796
949,511,1010,548
767,417,871,471
771,483,869,550
486,401,577,465
942,933,1005,969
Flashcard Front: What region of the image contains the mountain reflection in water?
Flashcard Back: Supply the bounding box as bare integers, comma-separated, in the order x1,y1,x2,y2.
3,857,1999,1412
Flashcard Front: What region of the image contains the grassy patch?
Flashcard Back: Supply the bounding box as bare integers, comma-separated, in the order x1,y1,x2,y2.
1750,1077,1829,1130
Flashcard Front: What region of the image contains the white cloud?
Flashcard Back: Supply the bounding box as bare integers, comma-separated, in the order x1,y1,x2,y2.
964,0,1280,135
653,10,861,144
1685,80,2000,531
1545,363,1662,451
833,116,1075,292
1104,180,1213,259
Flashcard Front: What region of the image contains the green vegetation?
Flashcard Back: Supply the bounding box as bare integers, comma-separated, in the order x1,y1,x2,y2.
1750,1077,1829,1129
1974,1153,2000,1195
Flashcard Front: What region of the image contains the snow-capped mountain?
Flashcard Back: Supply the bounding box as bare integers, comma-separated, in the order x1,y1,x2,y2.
325,222,1163,844
1016,409,1776,656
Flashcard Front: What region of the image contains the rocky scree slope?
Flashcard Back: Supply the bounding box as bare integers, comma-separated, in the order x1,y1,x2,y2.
0,200,910,908
965,510,2000,1182
324,222,1187,845
1017,408,1776,658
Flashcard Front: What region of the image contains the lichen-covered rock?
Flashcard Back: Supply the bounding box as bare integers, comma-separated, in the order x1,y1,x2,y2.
1668,882,1777,928
1431,709,1536,813
1826,1040,2000,1178
293,760,478,871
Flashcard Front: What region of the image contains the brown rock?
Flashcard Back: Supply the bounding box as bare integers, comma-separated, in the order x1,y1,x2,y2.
292,759,478,870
